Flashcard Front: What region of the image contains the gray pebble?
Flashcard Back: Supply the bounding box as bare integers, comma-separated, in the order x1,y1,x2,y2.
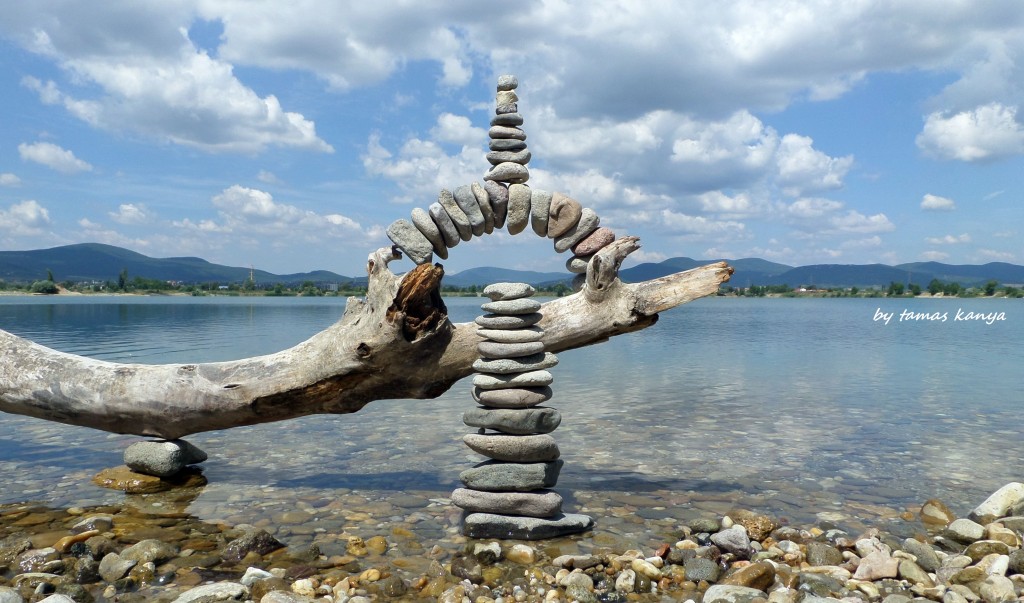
496,74,518,91
484,181,509,229
411,207,448,260
477,326,544,343
170,582,248,603
472,386,553,408
485,162,529,184
452,488,561,518
471,182,495,234
554,207,600,253
386,219,434,265
481,297,541,315
548,192,583,239
473,369,553,390
506,184,532,235
482,281,535,300
491,112,523,126
475,312,542,329
438,188,473,241
487,149,532,166
454,184,486,236
124,439,207,478
473,352,557,374
496,102,518,114
463,406,561,435
489,125,526,140
464,433,559,462
462,512,592,540
429,202,460,248
460,459,562,492
530,189,552,237
489,138,527,152
566,255,592,274
478,340,546,359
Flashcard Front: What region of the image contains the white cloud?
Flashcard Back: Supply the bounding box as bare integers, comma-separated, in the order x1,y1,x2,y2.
925,233,971,245
917,103,1024,162
774,134,853,196
786,197,844,219
669,111,778,188
362,132,484,204
920,250,950,261
0,173,20,186
431,113,486,147
18,142,92,174
976,248,1017,262
109,203,151,225
0,200,52,235
828,210,895,234
920,193,956,211
658,209,745,236
256,170,281,184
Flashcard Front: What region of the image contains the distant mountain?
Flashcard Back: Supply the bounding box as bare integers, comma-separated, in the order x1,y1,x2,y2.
620,257,793,287
442,266,568,288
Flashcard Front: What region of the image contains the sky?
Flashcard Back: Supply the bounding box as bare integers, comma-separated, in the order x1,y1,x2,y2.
1,1,1022,278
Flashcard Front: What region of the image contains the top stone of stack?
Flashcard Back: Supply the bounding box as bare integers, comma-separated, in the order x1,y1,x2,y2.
497,75,518,91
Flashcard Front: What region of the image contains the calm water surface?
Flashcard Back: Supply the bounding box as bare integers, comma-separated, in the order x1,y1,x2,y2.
1,294,1020,545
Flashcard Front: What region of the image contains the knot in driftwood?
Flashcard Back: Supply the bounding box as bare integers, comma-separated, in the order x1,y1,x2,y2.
387,262,447,340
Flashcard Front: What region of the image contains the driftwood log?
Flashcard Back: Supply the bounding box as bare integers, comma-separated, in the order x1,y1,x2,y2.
0,245,732,439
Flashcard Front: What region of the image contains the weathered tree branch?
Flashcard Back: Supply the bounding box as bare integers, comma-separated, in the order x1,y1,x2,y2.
0,251,732,439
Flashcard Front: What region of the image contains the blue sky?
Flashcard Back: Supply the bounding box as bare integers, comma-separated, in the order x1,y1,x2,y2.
1,2,1022,278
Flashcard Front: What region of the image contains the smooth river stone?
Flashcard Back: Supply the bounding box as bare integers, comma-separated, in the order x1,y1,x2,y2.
483,281,535,301
496,102,518,115
487,149,532,166
386,219,433,264
464,406,561,435
491,112,523,126
475,312,542,330
464,433,559,462
572,227,615,256
506,184,532,235
473,352,557,374
478,340,546,359
566,254,593,274
429,202,460,248
480,298,541,315
489,138,527,152
124,439,208,478
547,192,583,239
451,488,562,518
489,125,526,140
483,181,509,229
411,207,448,259
462,512,593,540
485,162,530,184
530,189,552,237
454,184,486,236
471,182,495,234
473,369,553,390
460,459,562,491
473,386,553,408
477,326,544,343
496,75,518,91
438,188,473,241
554,207,600,253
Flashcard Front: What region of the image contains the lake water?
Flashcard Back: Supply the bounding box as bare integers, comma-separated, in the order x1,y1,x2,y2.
0,294,1020,549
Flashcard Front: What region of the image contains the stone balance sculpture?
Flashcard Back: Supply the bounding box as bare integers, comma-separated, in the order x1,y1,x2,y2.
0,75,733,504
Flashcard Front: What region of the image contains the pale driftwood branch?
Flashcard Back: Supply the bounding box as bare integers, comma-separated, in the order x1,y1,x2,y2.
0,250,732,439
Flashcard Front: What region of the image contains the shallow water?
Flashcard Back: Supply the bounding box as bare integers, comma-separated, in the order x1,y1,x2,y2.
1,294,1020,550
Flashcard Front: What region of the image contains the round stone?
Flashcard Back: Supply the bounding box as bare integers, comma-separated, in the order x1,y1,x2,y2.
480,298,541,315
482,281,535,301
489,125,526,140
454,184,486,236
489,138,527,152
530,189,552,237
437,188,473,242
411,207,448,259
566,254,593,274
554,207,600,253
548,192,583,239
485,162,529,184
471,182,495,234
451,488,562,518
486,149,531,166
386,219,434,265
477,326,543,343
572,227,615,256
473,369,553,390
506,184,532,235
478,340,546,359
124,439,207,478
463,433,559,462
496,75,518,91
463,406,561,435
429,202,460,248
473,386,552,408
484,181,509,229
491,112,524,126
473,352,557,374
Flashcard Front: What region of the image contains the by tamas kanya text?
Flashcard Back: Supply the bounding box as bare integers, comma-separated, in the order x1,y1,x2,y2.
873,308,1007,325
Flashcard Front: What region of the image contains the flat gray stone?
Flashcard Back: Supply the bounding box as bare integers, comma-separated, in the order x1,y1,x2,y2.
548,192,583,238
485,162,529,184
496,74,518,91
473,352,557,374
473,369,553,390
438,188,473,241
506,184,531,235
451,488,562,517
473,386,552,408
477,326,544,343
530,189,552,237
481,298,542,315
462,512,592,540
475,312,542,330
464,433,559,462
971,482,1024,523
496,102,518,114
99,552,136,582
484,181,509,228
486,149,531,166
386,219,434,265
411,207,448,259
460,459,563,491
454,184,486,236
572,227,615,256
566,255,592,274
124,439,208,478
489,125,526,140
483,282,535,301
471,182,495,234
429,202,460,248
489,138,527,152
702,584,766,603
464,406,561,434
170,581,248,603
491,112,523,126
478,340,545,359
554,207,600,253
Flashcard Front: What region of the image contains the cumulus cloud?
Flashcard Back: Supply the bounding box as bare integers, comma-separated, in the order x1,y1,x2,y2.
828,210,895,234
431,113,487,147
0,173,21,186
920,250,950,261
774,134,853,196
917,103,1024,162
657,209,745,237
920,193,956,211
109,203,151,225
786,197,844,219
362,132,483,204
18,142,92,174
0,200,52,235
925,233,971,245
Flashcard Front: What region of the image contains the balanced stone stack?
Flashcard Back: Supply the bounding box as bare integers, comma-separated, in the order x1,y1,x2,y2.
454,282,593,540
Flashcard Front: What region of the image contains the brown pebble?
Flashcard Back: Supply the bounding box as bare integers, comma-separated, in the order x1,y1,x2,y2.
547,192,582,238
53,530,100,553
571,227,615,256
